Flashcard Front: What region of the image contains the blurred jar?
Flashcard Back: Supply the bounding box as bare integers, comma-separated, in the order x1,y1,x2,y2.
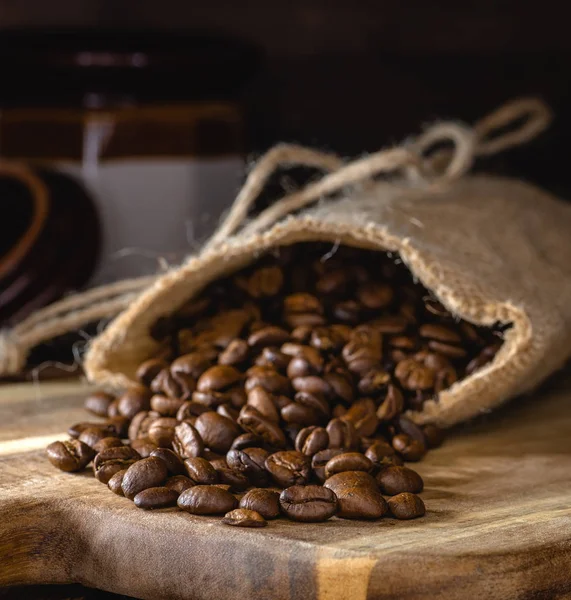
0,31,260,282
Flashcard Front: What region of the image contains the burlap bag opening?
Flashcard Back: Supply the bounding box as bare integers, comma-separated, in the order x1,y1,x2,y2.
80,98,571,427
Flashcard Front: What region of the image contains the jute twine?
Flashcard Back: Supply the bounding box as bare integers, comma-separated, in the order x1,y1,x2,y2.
0,98,555,396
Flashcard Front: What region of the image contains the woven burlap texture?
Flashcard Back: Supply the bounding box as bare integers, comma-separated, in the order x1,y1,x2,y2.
84,173,571,427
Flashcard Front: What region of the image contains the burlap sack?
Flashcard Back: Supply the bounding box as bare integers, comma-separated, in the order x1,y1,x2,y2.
80,98,571,427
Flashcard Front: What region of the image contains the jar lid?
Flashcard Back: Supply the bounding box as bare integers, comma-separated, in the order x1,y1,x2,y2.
0,30,261,107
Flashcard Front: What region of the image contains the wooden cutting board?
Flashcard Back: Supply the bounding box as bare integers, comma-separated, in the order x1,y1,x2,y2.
2,377,571,600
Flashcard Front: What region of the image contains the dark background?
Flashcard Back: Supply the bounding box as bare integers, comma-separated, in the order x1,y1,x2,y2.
1,0,570,195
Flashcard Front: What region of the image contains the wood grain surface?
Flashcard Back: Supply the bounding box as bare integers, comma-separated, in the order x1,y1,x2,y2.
1,377,571,600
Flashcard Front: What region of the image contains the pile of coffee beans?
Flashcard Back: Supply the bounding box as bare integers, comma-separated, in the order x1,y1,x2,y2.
47,243,505,527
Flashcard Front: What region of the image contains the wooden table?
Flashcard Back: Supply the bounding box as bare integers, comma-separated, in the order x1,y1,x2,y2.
1,376,571,600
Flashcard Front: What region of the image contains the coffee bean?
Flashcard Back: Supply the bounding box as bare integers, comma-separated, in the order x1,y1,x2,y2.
121,457,169,500
239,489,281,519
376,385,404,421
243,266,283,298
171,352,215,380
172,421,204,458
427,340,467,358
323,471,379,496
178,485,238,515
222,508,267,527
218,339,249,366
365,441,402,467
392,434,426,462
245,366,291,395
279,485,338,522
130,438,158,458
78,427,115,449
395,358,435,390
324,482,387,519
226,447,270,487
248,326,290,350
342,398,378,437
176,401,211,421
376,466,424,495
108,469,128,496
324,452,372,479
93,446,140,484
46,440,95,472
134,487,179,510
265,451,311,487
387,492,426,519
197,365,243,393
255,347,291,371
118,387,152,420
422,425,445,448
84,391,115,417
150,448,186,475
148,417,178,448
67,421,110,439
419,324,461,344
128,411,158,441
295,426,329,455
230,433,264,451
150,394,185,417
238,406,287,448
137,358,169,387
106,416,130,438
291,376,331,398
326,418,359,450
216,467,250,492
324,372,354,404
284,293,323,315
183,457,219,485
357,282,394,309
164,475,195,494
195,411,242,453
246,387,280,423
93,437,124,453
311,448,344,482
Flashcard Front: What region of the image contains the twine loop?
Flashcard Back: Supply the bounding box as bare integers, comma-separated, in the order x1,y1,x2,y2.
0,97,552,376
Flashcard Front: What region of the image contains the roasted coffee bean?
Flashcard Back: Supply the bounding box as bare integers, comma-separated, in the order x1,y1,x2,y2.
279,485,338,522
423,425,445,448
177,485,238,515
150,394,185,417
324,474,387,520
173,421,204,458
324,372,354,404
357,282,394,310
284,293,323,315
67,421,110,439
239,489,281,519
171,352,215,380
93,437,124,453
419,324,461,344
281,401,321,427
376,385,404,421
216,403,239,421
84,391,115,417
295,426,329,456
371,315,408,334
137,358,169,387
218,339,249,365
324,452,372,479
121,456,169,500
243,266,283,298
226,447,270,487
222,508,267,527
134,487,179,510
238,406,287,448
195,411,242,453
255,347,291,371
427,340,467,358
148,417,178,448
108,469,128,496
93,446,140,484
78,426,115,449
176,401,211,421
376,466,424,495
311,448,345,482
245,366,291,395
107,399,121,418
197,365,243,392
291,375,332,398
130,438,158,458
341,398,378,437
165,475,195,494
46,440,95,472
248,326,290,349
231,433,264,451
387,492,426,519
357,369,390,396
151,367,195,400
150,448,186,475
265,451,311,487
106,416,130,438
246,387,280,423
395,358,435,390
117,386,152,420
326,418,359,450
392,434,426,461
365,441,402,467
183,457,219,485
216,467,250,492
128,411,158,441
396,416,426,444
